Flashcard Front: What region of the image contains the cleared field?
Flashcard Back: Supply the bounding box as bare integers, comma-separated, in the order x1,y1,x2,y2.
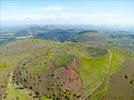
104,58,134,100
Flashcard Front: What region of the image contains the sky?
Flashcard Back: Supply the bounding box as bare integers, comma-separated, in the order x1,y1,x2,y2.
1,0,134,27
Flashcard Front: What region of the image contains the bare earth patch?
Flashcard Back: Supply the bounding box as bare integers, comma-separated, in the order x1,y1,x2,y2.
56,58,83,94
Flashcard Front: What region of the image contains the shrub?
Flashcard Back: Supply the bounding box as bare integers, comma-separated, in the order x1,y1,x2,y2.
124,75,128,79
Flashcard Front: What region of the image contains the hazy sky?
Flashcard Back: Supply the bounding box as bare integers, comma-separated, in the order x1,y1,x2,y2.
1,0,134,26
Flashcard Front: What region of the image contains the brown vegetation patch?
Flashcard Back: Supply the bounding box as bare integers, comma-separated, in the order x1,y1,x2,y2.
56,58,83,94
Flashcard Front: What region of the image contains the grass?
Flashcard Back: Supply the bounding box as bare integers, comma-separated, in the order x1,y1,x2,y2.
36,59,49,70
4,83,33,100
84,49,125,100
89,79,109,100
3,73,37,100
0,38,128,100
41,96,52,100
76,52,110,91
55,53,72,67
110,49,125,74
0,39,61,99
0,63,8,69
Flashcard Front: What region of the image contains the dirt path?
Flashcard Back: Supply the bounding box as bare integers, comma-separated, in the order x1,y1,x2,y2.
103,58,134,100
6,72,13,92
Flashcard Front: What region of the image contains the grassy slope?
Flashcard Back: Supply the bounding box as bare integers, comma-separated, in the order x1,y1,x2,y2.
110,49,125,74
75,49,110,100
89,49,126,100
0,38,128,100
4,72,37,100
0,38,62,100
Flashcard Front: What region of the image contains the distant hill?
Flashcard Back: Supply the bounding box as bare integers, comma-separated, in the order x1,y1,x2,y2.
1,25,134,51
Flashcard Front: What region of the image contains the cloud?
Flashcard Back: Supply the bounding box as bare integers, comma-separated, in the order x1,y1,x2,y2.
2,9,134,27
41,6,63,12
92,12,120,17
